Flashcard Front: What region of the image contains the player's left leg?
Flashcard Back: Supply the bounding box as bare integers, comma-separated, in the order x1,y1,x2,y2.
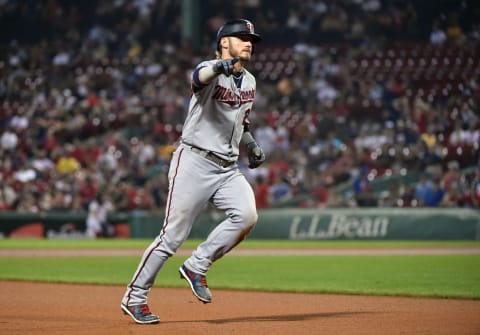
185,170,257,273
180,170,257,302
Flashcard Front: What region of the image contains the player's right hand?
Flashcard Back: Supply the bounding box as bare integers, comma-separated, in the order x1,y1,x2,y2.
213,57,239,76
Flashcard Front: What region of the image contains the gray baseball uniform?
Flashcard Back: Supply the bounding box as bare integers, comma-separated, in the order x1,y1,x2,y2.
122,59,258,307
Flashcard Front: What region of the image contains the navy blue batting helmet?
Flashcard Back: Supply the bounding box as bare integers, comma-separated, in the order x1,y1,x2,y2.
216,19,261,52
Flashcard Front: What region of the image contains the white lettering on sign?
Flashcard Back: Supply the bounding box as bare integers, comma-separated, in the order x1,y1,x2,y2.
289,214,389,239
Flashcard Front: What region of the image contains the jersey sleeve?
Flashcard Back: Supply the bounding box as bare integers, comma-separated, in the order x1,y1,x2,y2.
191,60,217,93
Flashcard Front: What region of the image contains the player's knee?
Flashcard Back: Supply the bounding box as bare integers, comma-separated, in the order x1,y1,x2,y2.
238,206,258,229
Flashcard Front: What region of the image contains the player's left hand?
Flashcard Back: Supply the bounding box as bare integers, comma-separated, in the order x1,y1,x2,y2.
213,57,239,76
246,142,266,169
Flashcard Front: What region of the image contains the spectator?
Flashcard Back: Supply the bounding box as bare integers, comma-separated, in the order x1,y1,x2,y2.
110,182,130,212
415,174,432,206
442,161,461,192
269,173,293,204
446,12,466,45
430,21,446,45
423,177,445,207
0,126,18,152
441,183,462,207
310,177,329,208
55,148,80,175
49,190,72,212
465,167,480,208
96,145,119,177
448,120,470,146
78,176,98,209
0,179,17,211
254,175,270,209
86,192,115,238
352,169,376,207
144,174,168,211
31,150,55,176
16,192,39,213
13,164,37,183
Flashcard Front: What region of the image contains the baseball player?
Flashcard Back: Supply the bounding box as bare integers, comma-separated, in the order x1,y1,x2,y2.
121,19,265,324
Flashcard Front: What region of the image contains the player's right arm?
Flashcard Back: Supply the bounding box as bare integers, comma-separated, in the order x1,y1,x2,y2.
191,65,216,92
191,58,239,90
192,65,216,86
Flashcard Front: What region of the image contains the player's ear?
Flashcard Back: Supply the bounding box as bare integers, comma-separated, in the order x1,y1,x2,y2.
220,37,228,50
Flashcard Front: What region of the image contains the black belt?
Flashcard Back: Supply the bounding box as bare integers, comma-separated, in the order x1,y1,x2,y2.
190,146,236,168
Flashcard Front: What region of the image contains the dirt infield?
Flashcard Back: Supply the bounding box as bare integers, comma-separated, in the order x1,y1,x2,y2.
2,281,480,335
2,247,480,334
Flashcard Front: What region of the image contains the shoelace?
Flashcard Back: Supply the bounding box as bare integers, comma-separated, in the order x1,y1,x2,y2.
187,268,208,287
139,304,151,315
199,275,208,287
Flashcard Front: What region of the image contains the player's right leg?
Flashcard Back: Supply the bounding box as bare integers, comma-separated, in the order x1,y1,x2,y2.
121,146,215,321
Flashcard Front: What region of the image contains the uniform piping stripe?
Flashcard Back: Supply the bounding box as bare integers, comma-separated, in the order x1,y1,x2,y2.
125,148,185,305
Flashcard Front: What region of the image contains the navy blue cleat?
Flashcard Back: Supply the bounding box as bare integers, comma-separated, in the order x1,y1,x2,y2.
179,264,212,303
121,303,160,324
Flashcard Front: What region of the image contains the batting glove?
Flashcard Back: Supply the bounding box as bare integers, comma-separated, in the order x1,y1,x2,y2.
213,57,239,76
246,141,266,169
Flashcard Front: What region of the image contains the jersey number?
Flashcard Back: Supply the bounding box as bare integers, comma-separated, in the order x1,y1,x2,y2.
243,108,251,125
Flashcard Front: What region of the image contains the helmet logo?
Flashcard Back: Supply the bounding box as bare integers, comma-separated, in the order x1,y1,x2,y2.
246,21,254,33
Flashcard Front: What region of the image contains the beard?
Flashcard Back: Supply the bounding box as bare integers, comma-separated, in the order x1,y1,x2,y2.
227,41,252,62
239,52,251,62
233,49,251,62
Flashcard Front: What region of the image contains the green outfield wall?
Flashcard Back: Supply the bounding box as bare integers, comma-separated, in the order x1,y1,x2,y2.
0,208,479,240
0,212,130,239
130,208,480,240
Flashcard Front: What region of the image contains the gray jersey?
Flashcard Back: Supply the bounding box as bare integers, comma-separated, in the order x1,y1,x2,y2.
181,60,256,161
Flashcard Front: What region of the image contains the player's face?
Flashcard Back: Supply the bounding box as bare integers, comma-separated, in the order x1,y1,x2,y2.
227,35,254,61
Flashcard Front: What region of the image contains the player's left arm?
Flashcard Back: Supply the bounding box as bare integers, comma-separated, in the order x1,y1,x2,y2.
241,123,265,169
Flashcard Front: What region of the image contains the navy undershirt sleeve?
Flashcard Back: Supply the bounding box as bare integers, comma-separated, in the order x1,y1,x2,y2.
192,66,207,92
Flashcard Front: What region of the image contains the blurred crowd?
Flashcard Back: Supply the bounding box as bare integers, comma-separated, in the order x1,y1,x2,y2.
0,0,479,215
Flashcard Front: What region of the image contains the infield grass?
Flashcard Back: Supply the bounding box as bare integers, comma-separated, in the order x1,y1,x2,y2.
1,239,479,299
